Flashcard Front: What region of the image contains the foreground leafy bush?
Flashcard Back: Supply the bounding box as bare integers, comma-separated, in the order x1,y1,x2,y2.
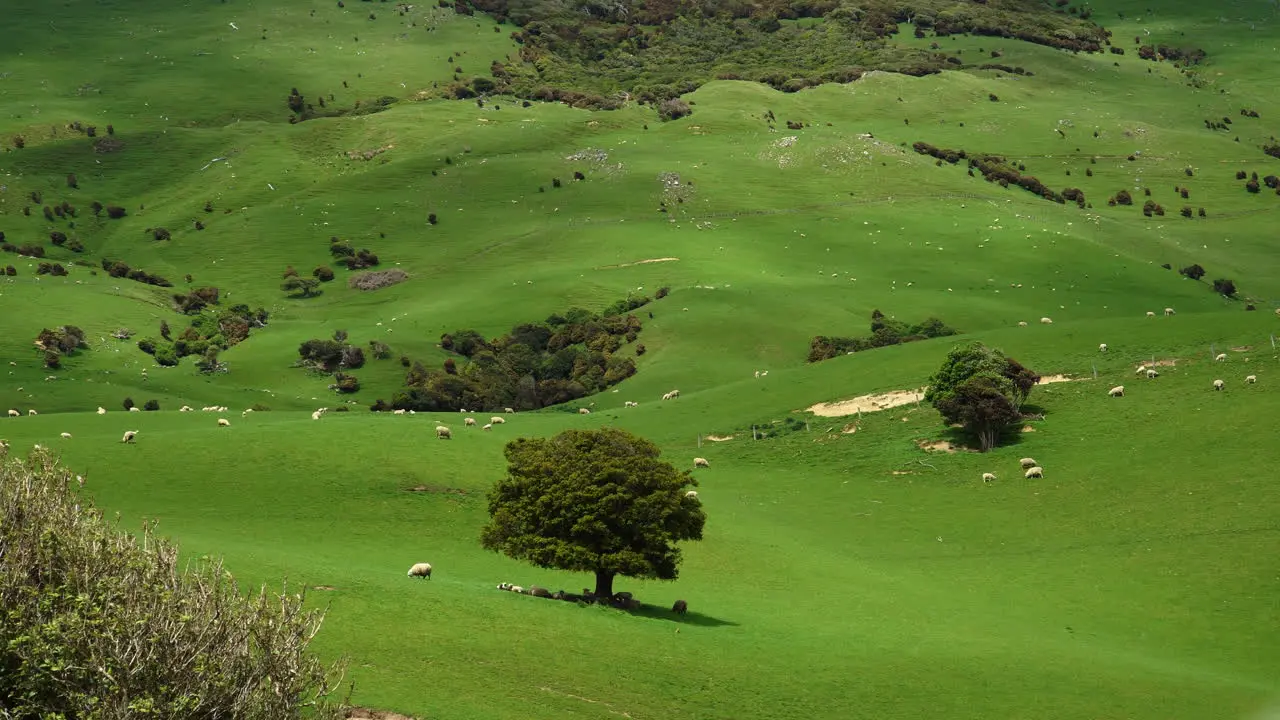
0,447,348,719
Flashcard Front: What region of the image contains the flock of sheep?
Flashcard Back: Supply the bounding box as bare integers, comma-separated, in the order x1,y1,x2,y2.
406,561,689,614
982,457,1044,483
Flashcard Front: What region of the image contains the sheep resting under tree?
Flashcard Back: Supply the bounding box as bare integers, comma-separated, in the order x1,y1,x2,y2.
480,428,706,599
925,342,1041,452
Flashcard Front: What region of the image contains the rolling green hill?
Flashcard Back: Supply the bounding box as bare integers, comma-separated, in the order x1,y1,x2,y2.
2,0,1279,717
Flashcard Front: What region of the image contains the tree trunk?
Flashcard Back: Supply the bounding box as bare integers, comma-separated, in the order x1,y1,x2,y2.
593,570,615,599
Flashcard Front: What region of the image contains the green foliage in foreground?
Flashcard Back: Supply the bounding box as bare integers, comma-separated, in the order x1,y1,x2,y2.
925,342,1040,452
0,447,347,719
481,428,705,597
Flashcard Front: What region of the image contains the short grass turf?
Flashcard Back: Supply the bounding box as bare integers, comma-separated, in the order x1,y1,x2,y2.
2,0,1280,717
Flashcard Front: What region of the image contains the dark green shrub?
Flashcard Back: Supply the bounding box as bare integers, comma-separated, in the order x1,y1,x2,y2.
1212,278,1237,296
122,397,135,410
143,399,160,411
105,205,127,219
314,266,335,282
1180,264,1206,281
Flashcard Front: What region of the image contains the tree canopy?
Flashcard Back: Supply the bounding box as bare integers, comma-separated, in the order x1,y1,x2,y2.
925,342,1040,452
480,428,705,598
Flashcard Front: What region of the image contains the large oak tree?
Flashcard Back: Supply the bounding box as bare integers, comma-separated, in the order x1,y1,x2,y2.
480,428,705,598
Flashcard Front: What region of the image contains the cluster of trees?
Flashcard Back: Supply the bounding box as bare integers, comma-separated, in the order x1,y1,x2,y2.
1237,170,1280,196
912,142,1073,205
101,257,172,287
138,301,268,370
808,310,957,362
34,325,87,369
925,342,1040,452
451,0,1105,109
329,236,380,270
0,447,348,718
35,262,68,276
377,295,659,413
1135,43,1206,66
1178,264,1237,297
1,241,45,258
296,331,371,392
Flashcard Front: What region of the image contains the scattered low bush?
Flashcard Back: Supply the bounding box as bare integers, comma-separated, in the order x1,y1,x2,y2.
808,310,958,362
1212,278,1237,297
143,399,160,411
1180,264,1206,281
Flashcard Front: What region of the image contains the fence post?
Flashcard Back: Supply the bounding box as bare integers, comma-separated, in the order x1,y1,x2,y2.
805,422,810,432
697,435,702,448
1272,334,1276,350
1092,363,1097,380
752,425,758,440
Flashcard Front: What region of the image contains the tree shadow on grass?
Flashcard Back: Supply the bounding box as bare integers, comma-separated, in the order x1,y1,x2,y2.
629,604,739,628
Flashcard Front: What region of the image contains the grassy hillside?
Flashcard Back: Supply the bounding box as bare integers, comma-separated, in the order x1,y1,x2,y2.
2,0,1280,717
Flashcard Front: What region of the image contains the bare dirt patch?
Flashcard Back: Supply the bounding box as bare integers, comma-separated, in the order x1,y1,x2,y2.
312,585,337,591
705,434,734,442
841,423,858,434
349,269,408,291
596,257,679,270
1036,374,1082,385
1231,346,1253,352
347,708,418,720
404,485,469,496
1021,425,1036,433
807,388,926,417
917,439,959,454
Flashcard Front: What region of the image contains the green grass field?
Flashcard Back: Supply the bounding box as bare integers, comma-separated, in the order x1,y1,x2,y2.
3,0,1280,717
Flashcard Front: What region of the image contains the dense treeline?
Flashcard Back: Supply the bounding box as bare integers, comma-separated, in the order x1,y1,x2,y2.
377,294,662,412
808,310,957,362
456,0,1109,107
913,141,1081,205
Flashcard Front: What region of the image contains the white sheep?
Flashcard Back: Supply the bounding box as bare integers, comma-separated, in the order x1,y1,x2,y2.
60,432,72,439
1024,466,1044,479
1135,365,1148,375
669,389,681,398
218,418,231,427
129,407,140,412
1146,369,1159,379
1040,317,1053,324
482,423,492,431
465,417,477,427
1099,343,1108,353
1213,379,1224,391
121,430,138,444
624,401,637,408
1215,353,1227,362
579,408,591,415
97,407,107,415
982,472,997,483
1019,457,1037,469
7,409,19,417
436,425,452,439
1246,375,1257,384
311,411,323,420
1146,311,1156,318
1108,386,1124,397
406,562,433,579
490,417,505,424
1018,321,1028,327
393,409,407,415
1164,307,1175,316
179,406,192,412
27,410,37,416
510,585,524,594
685,490,699,498
504,407,515,414
754,370,760,378
693,457,710,468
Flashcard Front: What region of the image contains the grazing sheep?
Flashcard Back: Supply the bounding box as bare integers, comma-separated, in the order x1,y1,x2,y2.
1213,379,1224,391
529,585,552,598
121,430,138,443
7,409,19,417
685,490,699,498
1108,386,1124,397
1164,307,1175,316
218,418,231,427
1099,343,1108,353
982,472,997,483
406,562,432,579
60,432,72,439
1246,375,1257,384
97,407,107,415
1019,458,1037,469
129,407,140,412
1040,317,1053,324
510,585,524,594
180,406,192,412
482,423,492,431
624,401,637,408
672,599,688,615
1018,321,1028,327
1024,466,1044,479
465,417,477,427
1146,311,1156,318
27,410,37,416
693,457,710,468
490,416,505,424
393,409,407,415
578,408,591,415
504,407,515,414
1146,369,1159,379
1215,353,1227,362
312,411,322,420
669,389,681,398
1135,365,1148,375
436,425,452,439
662,392,672,400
